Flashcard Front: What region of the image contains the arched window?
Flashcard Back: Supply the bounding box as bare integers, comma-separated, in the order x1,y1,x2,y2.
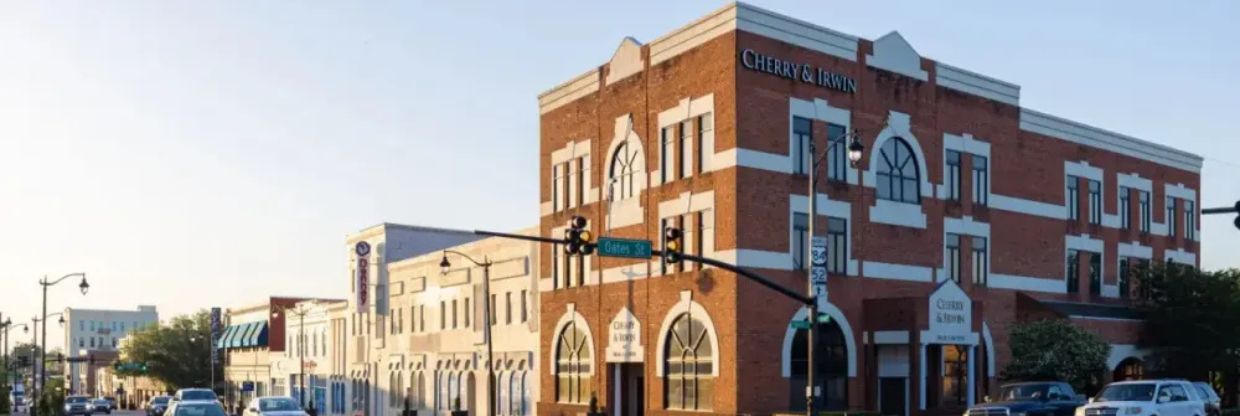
1114,358,1144,381
497,371,508,416
664,313,715,411
790,320,848,410
555,322,592,404
610,141,638,201
875,137,920,204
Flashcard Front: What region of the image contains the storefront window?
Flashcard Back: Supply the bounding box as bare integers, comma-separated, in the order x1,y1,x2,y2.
664,313,715,411
941,345,968,407
789,320,848,410
555,322,592,404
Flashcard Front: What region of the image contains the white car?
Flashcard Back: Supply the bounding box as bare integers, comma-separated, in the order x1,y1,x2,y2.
243,396,309,416
1078,380,1205,416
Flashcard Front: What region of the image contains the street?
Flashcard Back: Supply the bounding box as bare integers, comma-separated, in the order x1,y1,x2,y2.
12,410,145,416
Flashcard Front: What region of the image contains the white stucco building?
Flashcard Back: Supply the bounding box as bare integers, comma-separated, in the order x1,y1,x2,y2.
270,299,348,414
63,305,159,394
383,229,540,416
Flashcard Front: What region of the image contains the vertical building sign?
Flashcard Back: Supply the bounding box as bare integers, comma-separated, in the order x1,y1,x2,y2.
355,241,372,313
209,307,221,364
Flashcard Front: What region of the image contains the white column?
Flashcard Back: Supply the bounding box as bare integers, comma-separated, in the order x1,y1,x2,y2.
967,346,976,406
919,344,927,411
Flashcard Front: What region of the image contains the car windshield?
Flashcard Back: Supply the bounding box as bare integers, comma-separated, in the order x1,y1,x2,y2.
181,391,217,401
999,384,1053,400
153,397,170,404
1096,384,1157,402
1194,385,1215,400
175,404,226,416
67,397,89,404
260,398,302,412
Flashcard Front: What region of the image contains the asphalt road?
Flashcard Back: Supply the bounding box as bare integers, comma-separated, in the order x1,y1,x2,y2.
12,410,146,416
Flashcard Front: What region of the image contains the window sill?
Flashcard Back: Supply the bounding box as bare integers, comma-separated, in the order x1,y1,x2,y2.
869,199,926,229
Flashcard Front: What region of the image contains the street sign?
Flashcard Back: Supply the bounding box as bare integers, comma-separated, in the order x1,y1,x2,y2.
790,320,812,330
810,236,827,267
241,381,255,392
596,237,653,259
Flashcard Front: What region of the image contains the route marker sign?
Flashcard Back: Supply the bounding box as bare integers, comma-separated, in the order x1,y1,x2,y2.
596,237,653,259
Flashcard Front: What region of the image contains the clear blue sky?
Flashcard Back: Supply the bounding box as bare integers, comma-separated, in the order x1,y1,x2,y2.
2,1,1237,347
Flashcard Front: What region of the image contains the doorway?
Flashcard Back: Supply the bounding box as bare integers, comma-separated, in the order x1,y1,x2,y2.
609,364,644,416
880,377,907,416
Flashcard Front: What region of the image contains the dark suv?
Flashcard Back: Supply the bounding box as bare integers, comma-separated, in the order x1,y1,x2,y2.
967,382,1087,416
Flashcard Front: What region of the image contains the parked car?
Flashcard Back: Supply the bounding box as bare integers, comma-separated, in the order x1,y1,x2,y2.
147,396,172,416
968,381,1086,416
1078,380,1205,416
102,396,118,411
1191,382,1221,416
92,398,113,414
172,388,219,404
64,395,94,416
166,400,228,416
243,396,309,416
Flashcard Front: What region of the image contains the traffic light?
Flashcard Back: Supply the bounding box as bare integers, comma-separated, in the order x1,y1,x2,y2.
563,216,594,256
1233,201,1240,230
663,226,683,264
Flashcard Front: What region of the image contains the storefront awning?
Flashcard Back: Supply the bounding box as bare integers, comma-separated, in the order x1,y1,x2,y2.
218,321,269,349
215,325,239,349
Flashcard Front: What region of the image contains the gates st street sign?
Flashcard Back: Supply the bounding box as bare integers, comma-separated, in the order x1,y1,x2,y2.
596,237,653,259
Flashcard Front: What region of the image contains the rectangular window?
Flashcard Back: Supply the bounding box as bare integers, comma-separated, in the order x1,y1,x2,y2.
972,155,988,206
1067,176,1080,221
1119,257,1131,299
575,157,585,208
1186,200,1196,240
792,213,809,270
945,233,961,283
679,120,692,179
551,164,560,212
463,298,470,328
451,299,458,329
701,209,714,259
661,127,675,183
419,305,424,332
521,290,528,323
697,114,714,173
1166,197,1177,238
440,301,446,330
1066,250,1080,293
792,117,812,175
1120,187,1132,230
945,150,961,201
972,236,988,286
827,217,847,274
1139,190,1151,233
1089,252,1102,296
505,292,513,325
490,293,498,324
1088,180,1102,225
551,245,560,289
827,123,846,181
682,213,696,271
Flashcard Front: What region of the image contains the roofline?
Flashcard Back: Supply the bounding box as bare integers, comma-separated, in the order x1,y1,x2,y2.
347,222,476,242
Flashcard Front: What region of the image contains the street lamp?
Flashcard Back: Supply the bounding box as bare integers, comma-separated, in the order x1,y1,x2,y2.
272,304,312,410
38,272,88,398
804,131,864,416
439,250,495,416
1,318,32,398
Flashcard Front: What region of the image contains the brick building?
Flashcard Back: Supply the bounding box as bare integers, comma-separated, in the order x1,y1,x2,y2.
536,3,1202,416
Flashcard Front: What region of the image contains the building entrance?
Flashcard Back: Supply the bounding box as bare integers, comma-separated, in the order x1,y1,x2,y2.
608,363,644,416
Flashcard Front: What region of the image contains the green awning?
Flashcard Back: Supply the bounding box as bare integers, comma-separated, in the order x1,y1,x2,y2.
215,325,238,349
242,321,268,347
218,321,268,349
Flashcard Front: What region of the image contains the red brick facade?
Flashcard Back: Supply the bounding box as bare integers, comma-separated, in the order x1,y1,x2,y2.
536,4,1201,416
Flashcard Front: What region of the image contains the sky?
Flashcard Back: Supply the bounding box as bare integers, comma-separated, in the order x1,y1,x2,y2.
1,0,1238,348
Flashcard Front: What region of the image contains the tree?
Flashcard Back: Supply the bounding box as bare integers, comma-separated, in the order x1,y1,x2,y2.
1135,264,1240,394
1002,319,1110,394
117,311,213,390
